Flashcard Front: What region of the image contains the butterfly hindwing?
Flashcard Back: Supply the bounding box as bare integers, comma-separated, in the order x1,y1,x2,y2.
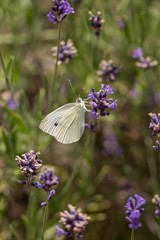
55,105,85,144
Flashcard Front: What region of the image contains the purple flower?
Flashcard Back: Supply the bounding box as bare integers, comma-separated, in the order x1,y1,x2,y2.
97,60,119,82
15,150,42,178
132,48,158,69
56,204,90,239
153,140,160,151
125,194,146,229
35,168,58,191
132,48,144,60
102,134,123,156
88,84,118,119
52,39,77,64
88,11,104,36
34,168,58,207
148,112,160,137
47,0,74,24
152,194,160,217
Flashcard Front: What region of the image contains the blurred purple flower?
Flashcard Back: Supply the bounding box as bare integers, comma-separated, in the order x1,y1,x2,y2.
0,90,20,110
117,19,126,30
152,194,160,217
125,194,146,229
52,39,77,64
97,60,119,82
153,140,160,151
148,112,160,137
47,0,74,24
15,150,42,178
102,134,123,156
132,48,144,60
88,84,118,119
133,48,158,69
56,204,90,239
88,11,104,36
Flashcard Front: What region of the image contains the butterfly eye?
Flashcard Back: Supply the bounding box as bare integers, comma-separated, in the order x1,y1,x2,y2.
54,123,58,126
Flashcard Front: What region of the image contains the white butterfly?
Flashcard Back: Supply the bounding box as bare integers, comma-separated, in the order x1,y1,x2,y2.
39,97,88,144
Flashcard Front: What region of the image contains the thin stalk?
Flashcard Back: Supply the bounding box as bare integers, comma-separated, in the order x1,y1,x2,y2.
26,182,32,240
41,194,48,240
50,22,61,106
131,228,135,240
0,50,10,90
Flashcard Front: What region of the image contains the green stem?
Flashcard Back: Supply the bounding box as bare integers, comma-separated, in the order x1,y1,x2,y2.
41,195,48,240
0,50,10,90
50,22,61,106
26,183,32,240
131,228,135,240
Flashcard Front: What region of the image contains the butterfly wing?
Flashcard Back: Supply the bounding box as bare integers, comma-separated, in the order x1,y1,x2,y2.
55,105,86,144
39,103,76,137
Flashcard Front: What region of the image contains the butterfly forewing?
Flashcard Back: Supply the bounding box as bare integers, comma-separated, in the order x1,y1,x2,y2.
39,103,76,136
39,99,87,144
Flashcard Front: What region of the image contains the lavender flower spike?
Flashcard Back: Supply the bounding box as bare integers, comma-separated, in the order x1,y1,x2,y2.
153,140,160,151
57,204,90,239
97,59,119,82
148,112,160,137
125,194,146,229
47,0,74,24
15,150,42,177
152,194,160,217
88,11,104,36
88,84,118,119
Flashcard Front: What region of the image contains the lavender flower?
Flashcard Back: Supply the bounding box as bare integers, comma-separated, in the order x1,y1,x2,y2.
125,194,146,229
153,140,160,151
0,90,20,110
47,0,74,24
102,134,123,156
56,204,90,239
97,60,119,82
51,39,77,64
88,11,104,36
35,168,58,191
15,150,42,178
34,168,58,206
132,48,158,69
152,194,160,217
132,48,144,61
148,112,160,137
88,84,117,119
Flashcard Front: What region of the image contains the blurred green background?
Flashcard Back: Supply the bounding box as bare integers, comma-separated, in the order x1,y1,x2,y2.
0,0,160,239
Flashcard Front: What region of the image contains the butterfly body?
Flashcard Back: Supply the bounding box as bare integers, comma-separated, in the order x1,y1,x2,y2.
39,97,87,144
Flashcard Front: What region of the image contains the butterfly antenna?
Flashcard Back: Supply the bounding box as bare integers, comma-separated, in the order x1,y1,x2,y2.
68,80,77,98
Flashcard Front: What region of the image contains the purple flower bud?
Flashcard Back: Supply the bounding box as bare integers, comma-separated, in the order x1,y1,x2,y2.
48,189,56,202
41,202,47,208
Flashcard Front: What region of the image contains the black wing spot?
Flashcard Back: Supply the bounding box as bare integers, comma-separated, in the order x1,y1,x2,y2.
54,122,58,126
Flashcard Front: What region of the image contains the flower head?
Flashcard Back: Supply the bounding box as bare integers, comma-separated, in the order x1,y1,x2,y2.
153,140,160,151
125,194,146,229
148,112,160,137
35,168,58,191
56,204,90,239
52,39,77,64
15,150,42,178
132,48,158,69
97,60,119,82
47,0,74,24
152,194,160,217
88,11,104,36
88,84,117,119
34,168,58,207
